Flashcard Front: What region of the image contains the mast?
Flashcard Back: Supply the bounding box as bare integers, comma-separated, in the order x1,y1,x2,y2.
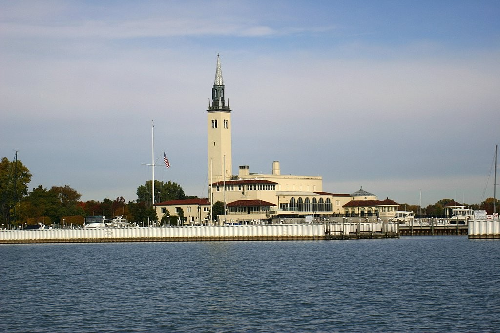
151,120,155,207
494,144,498,215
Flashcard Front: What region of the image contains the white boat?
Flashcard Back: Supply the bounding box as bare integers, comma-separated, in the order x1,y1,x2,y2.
391,211,415,224
449,208,474,224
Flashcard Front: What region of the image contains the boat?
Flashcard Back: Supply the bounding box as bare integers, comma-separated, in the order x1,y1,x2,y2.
391,211,415,225
449,207,474,224
469,145,500,238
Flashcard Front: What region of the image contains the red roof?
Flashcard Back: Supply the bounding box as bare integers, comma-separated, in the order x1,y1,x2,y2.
227,200,276,207
378,198,399,206
155,198,210,206
444,200,464,207
211,179,278,186
343,198,399,208
315,192,351,197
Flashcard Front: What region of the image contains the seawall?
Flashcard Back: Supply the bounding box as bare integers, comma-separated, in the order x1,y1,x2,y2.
0,223,399,244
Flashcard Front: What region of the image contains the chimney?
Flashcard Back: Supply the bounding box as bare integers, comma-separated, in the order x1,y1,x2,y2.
239,165,250,177
272,161,280,176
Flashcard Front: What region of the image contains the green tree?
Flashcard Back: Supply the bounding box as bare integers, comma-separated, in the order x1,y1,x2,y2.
128,201,157,226
0,156,32,227
136,180,186,206
212,201,224,221
100,198,114,218
47,185,85,224
20,185,55,225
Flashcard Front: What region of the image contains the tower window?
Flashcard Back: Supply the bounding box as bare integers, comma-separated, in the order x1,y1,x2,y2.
224,120,228,129
212,120,218,128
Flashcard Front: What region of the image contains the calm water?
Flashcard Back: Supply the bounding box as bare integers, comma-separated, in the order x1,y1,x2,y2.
0,237,499,332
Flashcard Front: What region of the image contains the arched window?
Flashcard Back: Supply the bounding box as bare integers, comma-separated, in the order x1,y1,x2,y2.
297,197,303,211
325,198,332,212
318,198,324,212
289,197,297,211
312,198,318,212
304,198,311,212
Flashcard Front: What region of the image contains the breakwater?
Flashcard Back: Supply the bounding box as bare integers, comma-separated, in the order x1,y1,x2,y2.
468,219,500,239
0,223,399,244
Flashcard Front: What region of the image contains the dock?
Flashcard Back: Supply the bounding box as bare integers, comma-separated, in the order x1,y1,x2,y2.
399,225,468,236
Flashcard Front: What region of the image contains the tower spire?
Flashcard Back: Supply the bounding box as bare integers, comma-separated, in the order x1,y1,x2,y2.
214,53,224,86
208,54,230,112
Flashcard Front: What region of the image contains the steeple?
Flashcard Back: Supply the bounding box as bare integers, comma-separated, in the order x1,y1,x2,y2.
214,54,224,85
208,54,231,112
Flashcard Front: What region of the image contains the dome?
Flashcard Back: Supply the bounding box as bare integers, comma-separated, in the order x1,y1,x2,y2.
351,186,375,197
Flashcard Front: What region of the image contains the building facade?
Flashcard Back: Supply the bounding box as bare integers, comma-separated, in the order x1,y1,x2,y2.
156,56,400,224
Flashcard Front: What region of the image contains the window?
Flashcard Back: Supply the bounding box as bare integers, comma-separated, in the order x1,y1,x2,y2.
297,198,303,211
212,119,218,128
224,120,228,129
325,198,332,211
304,198,311,212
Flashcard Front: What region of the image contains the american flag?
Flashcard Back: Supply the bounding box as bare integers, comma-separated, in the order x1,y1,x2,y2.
163,152,170,168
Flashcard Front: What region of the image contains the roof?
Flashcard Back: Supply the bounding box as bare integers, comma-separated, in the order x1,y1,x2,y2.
378,198,399,206
155,198,210,206
343,198,399,208
211,179,278,186
351,186,375,197
227,200,276,207
444,200,465,207
315,192,351,197
214,54,224,85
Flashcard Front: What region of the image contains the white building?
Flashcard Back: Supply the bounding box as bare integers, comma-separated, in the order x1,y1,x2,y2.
156,55,400,224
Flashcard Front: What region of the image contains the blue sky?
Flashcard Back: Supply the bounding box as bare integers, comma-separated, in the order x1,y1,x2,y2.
1,0,499,206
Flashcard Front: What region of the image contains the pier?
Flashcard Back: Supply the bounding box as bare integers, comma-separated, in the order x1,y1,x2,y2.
0,223,399,244
399,225,468,236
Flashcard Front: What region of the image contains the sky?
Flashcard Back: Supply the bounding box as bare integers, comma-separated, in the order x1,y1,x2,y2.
1,0,500,206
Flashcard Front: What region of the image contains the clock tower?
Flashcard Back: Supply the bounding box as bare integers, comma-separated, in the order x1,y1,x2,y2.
207,54,232,185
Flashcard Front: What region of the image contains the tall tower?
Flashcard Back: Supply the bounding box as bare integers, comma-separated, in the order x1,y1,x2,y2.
207,54,232,185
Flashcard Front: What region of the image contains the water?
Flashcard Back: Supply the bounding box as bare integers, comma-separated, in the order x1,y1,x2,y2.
0,237,499,332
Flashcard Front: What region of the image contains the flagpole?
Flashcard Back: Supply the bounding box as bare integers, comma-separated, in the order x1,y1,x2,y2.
210,158,213,224
223,154,226,225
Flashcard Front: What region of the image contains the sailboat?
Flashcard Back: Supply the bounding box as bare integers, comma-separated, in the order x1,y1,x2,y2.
468,145,500,238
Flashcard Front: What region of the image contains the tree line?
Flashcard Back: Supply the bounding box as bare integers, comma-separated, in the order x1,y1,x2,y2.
398,198,499,218
0,156,192,228
1,156,498,228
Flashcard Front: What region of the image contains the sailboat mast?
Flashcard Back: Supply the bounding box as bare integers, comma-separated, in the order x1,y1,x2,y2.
494,144,498,215
152,120,155,207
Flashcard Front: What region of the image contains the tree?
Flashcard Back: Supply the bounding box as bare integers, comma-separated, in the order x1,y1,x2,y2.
81,200,103,217
136,180,186,206
112,196,126,216
0,156,32,226
480,197,500,215
49,185,85,221
127,201,157,226
20,185,55,225
212,201,224,221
